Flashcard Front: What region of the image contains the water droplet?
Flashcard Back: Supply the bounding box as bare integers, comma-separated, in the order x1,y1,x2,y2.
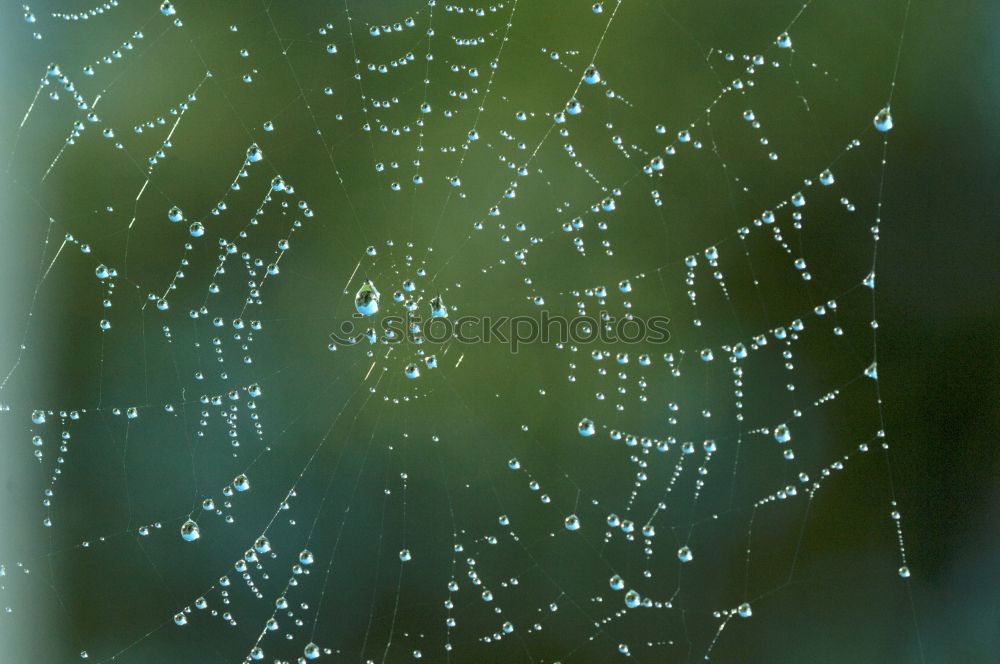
874,107,893,132
774,424,791,443
430,294,447,318
180,519,200,542
355,280,380,316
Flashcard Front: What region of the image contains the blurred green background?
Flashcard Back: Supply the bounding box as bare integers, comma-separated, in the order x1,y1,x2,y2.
0,0,997,662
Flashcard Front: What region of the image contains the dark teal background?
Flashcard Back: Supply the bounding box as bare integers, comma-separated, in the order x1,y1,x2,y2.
0,0,997,662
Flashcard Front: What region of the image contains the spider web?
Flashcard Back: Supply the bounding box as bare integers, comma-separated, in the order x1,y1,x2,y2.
0,0,923,661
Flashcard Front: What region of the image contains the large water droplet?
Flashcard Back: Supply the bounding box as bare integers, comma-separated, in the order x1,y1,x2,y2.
774,424,791,444
430,294,447,319
874,107,893,132
180,519,200,542
355,280,380,316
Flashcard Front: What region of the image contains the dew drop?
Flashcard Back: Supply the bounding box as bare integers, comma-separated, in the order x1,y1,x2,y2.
180,519,200,542
874,107,893,132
